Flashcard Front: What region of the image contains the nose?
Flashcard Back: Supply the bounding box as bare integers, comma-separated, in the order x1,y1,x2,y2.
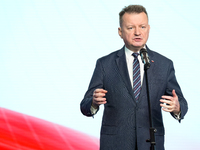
134,27,141,36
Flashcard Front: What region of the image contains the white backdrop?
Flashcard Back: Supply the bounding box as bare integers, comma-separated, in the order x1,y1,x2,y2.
0,0,199,149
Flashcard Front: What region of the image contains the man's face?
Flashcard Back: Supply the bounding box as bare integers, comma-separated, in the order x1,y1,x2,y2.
118,12,150,51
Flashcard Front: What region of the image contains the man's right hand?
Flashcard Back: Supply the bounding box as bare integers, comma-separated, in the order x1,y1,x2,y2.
92,89,108,109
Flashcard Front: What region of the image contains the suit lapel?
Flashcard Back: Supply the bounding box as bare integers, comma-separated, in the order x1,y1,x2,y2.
115,47,136,103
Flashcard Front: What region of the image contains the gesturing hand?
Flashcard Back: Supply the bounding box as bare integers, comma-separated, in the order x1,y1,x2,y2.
160,89,180,114
92,89,108,109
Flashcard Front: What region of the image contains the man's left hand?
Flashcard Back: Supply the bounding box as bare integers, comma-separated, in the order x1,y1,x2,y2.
160,89,180,114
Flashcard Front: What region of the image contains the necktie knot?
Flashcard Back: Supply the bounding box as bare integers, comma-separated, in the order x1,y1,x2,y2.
132,53,139,58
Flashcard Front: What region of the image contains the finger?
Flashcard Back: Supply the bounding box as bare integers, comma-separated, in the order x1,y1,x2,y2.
93,92,106,98
162,89,177,100
160,103,172,108
94,97,106,101
162,107,171,112
161,95,172,100
93,98,107,104
160,99,171,105
160,103,174,112
96,101,107,105
94,89,108,93
172,89,177,98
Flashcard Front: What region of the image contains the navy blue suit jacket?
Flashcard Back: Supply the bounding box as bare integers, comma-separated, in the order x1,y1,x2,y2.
80,46,188,150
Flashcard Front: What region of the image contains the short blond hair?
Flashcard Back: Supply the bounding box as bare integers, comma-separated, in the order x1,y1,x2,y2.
119,5,148,27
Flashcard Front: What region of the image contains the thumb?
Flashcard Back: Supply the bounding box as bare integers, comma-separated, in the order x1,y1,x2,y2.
172,89,177,98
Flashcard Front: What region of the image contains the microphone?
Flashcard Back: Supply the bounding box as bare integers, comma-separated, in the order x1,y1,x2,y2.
140,48,150,70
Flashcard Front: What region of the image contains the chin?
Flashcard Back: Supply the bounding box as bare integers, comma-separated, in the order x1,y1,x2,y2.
132,45,144,49
131,42,144,47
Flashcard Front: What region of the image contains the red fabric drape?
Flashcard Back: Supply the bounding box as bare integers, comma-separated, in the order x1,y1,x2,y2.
0,107,99,150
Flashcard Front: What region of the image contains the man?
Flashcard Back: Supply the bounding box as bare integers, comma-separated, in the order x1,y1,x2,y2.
80,5,188,150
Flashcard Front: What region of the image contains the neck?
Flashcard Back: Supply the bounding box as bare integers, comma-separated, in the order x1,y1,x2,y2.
126,45,145,53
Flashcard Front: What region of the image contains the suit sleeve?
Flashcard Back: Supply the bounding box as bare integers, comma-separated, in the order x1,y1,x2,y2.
80,59,104,117
165,61,188,121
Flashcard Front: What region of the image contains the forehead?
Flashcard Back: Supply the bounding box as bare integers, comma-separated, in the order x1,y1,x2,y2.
122,12,148,25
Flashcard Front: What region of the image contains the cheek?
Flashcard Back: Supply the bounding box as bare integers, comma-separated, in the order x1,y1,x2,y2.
122,31,134,41
122,34,131,41
126,33,133,40
143,32,149,40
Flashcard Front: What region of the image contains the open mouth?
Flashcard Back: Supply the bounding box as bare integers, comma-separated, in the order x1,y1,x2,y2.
134,38,142,42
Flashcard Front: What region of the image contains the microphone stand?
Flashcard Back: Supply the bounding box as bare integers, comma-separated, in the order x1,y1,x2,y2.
144,64,157,150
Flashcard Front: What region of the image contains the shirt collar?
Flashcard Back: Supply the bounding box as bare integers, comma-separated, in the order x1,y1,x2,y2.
125,45,146,59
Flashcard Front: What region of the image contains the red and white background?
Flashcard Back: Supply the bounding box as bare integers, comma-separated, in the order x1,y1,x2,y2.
0,0,199,149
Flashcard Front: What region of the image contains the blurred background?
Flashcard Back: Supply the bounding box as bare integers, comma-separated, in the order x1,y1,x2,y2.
0,0,199,149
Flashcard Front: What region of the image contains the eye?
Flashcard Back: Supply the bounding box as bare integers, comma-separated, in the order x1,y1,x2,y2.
128,27,133,30
141,26,146,29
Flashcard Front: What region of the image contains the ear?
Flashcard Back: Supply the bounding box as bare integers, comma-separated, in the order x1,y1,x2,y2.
118,27,122,38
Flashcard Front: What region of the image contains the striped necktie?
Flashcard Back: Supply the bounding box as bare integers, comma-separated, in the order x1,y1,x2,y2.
132,53,141,101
